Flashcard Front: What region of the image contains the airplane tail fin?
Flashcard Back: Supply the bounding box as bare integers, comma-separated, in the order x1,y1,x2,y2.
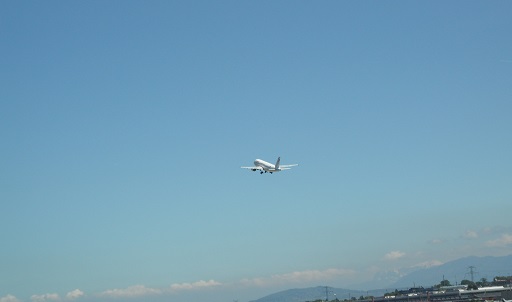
275,157,281,169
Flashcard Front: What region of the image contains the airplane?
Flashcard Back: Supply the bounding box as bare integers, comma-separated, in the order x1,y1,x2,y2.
241,157,298,174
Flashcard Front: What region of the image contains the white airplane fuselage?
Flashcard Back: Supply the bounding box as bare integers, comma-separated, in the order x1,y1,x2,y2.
254,159,279,173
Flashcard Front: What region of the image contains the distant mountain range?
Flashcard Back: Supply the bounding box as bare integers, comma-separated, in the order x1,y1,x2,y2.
251,255,512,302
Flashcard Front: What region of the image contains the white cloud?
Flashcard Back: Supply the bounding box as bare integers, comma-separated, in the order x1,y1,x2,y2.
0,295,21,302
65,289,84,300
31,293,60,302
384,251,405,260
100,285,162,298
463,230,479,239
486,234,512,247
100,280,222,298
28,289,83,302
239,268,355,287
411,260,443,268
429,238,444,244
170,279,222,291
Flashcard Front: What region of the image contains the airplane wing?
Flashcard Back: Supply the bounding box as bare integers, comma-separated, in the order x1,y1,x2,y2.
279,164,298,168
241,166,263,170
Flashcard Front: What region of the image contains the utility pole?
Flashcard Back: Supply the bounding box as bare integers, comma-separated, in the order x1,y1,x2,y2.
325,286,329,302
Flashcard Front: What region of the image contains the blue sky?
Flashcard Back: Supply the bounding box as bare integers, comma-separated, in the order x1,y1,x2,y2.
1,1,512,302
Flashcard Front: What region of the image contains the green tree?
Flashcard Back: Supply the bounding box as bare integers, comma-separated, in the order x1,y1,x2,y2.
437,280,452,287
461,280,477,290
384,289,399,297
475,278,489,288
